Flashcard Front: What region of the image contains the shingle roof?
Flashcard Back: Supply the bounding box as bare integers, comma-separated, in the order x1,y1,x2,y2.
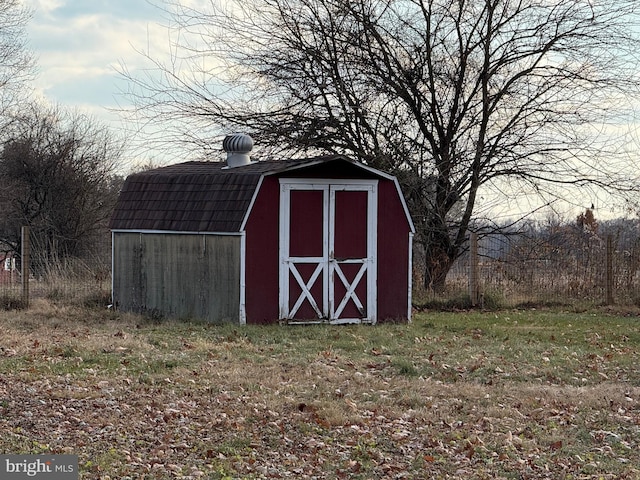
109,156,381,232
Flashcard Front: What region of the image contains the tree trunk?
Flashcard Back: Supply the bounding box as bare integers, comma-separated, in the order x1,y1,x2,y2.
422,238,455,293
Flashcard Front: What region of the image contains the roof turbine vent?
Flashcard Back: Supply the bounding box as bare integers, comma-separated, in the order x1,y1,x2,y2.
223,133,254,168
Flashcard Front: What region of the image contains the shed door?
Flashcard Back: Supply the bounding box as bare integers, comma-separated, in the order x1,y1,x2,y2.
279,180,377,324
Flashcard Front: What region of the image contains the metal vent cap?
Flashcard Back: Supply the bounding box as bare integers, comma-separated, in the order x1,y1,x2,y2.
223,133,253,153
223,133,253,168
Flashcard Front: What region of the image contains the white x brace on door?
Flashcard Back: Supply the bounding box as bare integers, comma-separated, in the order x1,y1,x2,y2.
279,179,377,324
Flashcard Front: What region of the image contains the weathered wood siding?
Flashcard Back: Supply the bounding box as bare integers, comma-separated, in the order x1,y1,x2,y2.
112,232,241,322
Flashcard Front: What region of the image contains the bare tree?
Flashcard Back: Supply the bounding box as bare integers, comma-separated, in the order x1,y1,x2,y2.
121,0,640,290
0,0,33,117
0,103,124,269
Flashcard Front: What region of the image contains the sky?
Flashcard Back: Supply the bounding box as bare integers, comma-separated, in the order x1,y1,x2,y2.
19,0,640,220
24,0,171,166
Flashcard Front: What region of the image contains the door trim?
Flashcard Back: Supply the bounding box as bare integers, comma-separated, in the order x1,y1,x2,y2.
279,179,378,324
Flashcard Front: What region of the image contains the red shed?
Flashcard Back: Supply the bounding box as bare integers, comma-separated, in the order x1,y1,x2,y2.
110,135,415,324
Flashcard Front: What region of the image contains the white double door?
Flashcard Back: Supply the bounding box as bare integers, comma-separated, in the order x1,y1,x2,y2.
279,179,377,324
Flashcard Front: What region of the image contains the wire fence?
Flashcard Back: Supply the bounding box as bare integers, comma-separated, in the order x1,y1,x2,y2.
2,225,639,312
414,229,640,308
0,228,111,308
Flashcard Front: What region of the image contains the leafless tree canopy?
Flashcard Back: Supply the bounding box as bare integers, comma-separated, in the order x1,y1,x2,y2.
121,0,640,289
0,2,124,273
0,0,34,116
0,104,124,265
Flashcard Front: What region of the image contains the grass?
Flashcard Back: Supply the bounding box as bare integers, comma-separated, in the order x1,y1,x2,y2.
0,300,638,478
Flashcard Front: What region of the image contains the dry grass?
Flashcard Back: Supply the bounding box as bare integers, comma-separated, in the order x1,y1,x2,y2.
0,301,639,479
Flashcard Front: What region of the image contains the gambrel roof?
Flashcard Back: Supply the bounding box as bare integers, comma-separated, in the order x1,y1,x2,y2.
109,155,402,233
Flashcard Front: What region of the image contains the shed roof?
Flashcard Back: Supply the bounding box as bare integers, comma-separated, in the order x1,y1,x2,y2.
109,155,397,233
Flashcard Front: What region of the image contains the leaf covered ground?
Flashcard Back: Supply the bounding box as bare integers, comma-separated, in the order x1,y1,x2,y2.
0,301,639,479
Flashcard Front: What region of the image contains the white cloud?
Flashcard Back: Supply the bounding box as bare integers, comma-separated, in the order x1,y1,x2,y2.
20,1,226,165
24,0,65,15
24,0,171,110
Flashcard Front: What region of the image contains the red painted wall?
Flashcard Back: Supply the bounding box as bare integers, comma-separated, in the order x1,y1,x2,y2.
244,170,413,324
244,177,280,324
376,180,412,321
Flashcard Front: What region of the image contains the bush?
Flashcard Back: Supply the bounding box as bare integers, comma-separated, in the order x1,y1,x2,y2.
0,294,26,310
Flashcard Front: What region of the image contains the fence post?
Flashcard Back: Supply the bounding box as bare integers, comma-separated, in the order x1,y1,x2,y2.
605,234,614,305
21,226,29,308
469,232,480,306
